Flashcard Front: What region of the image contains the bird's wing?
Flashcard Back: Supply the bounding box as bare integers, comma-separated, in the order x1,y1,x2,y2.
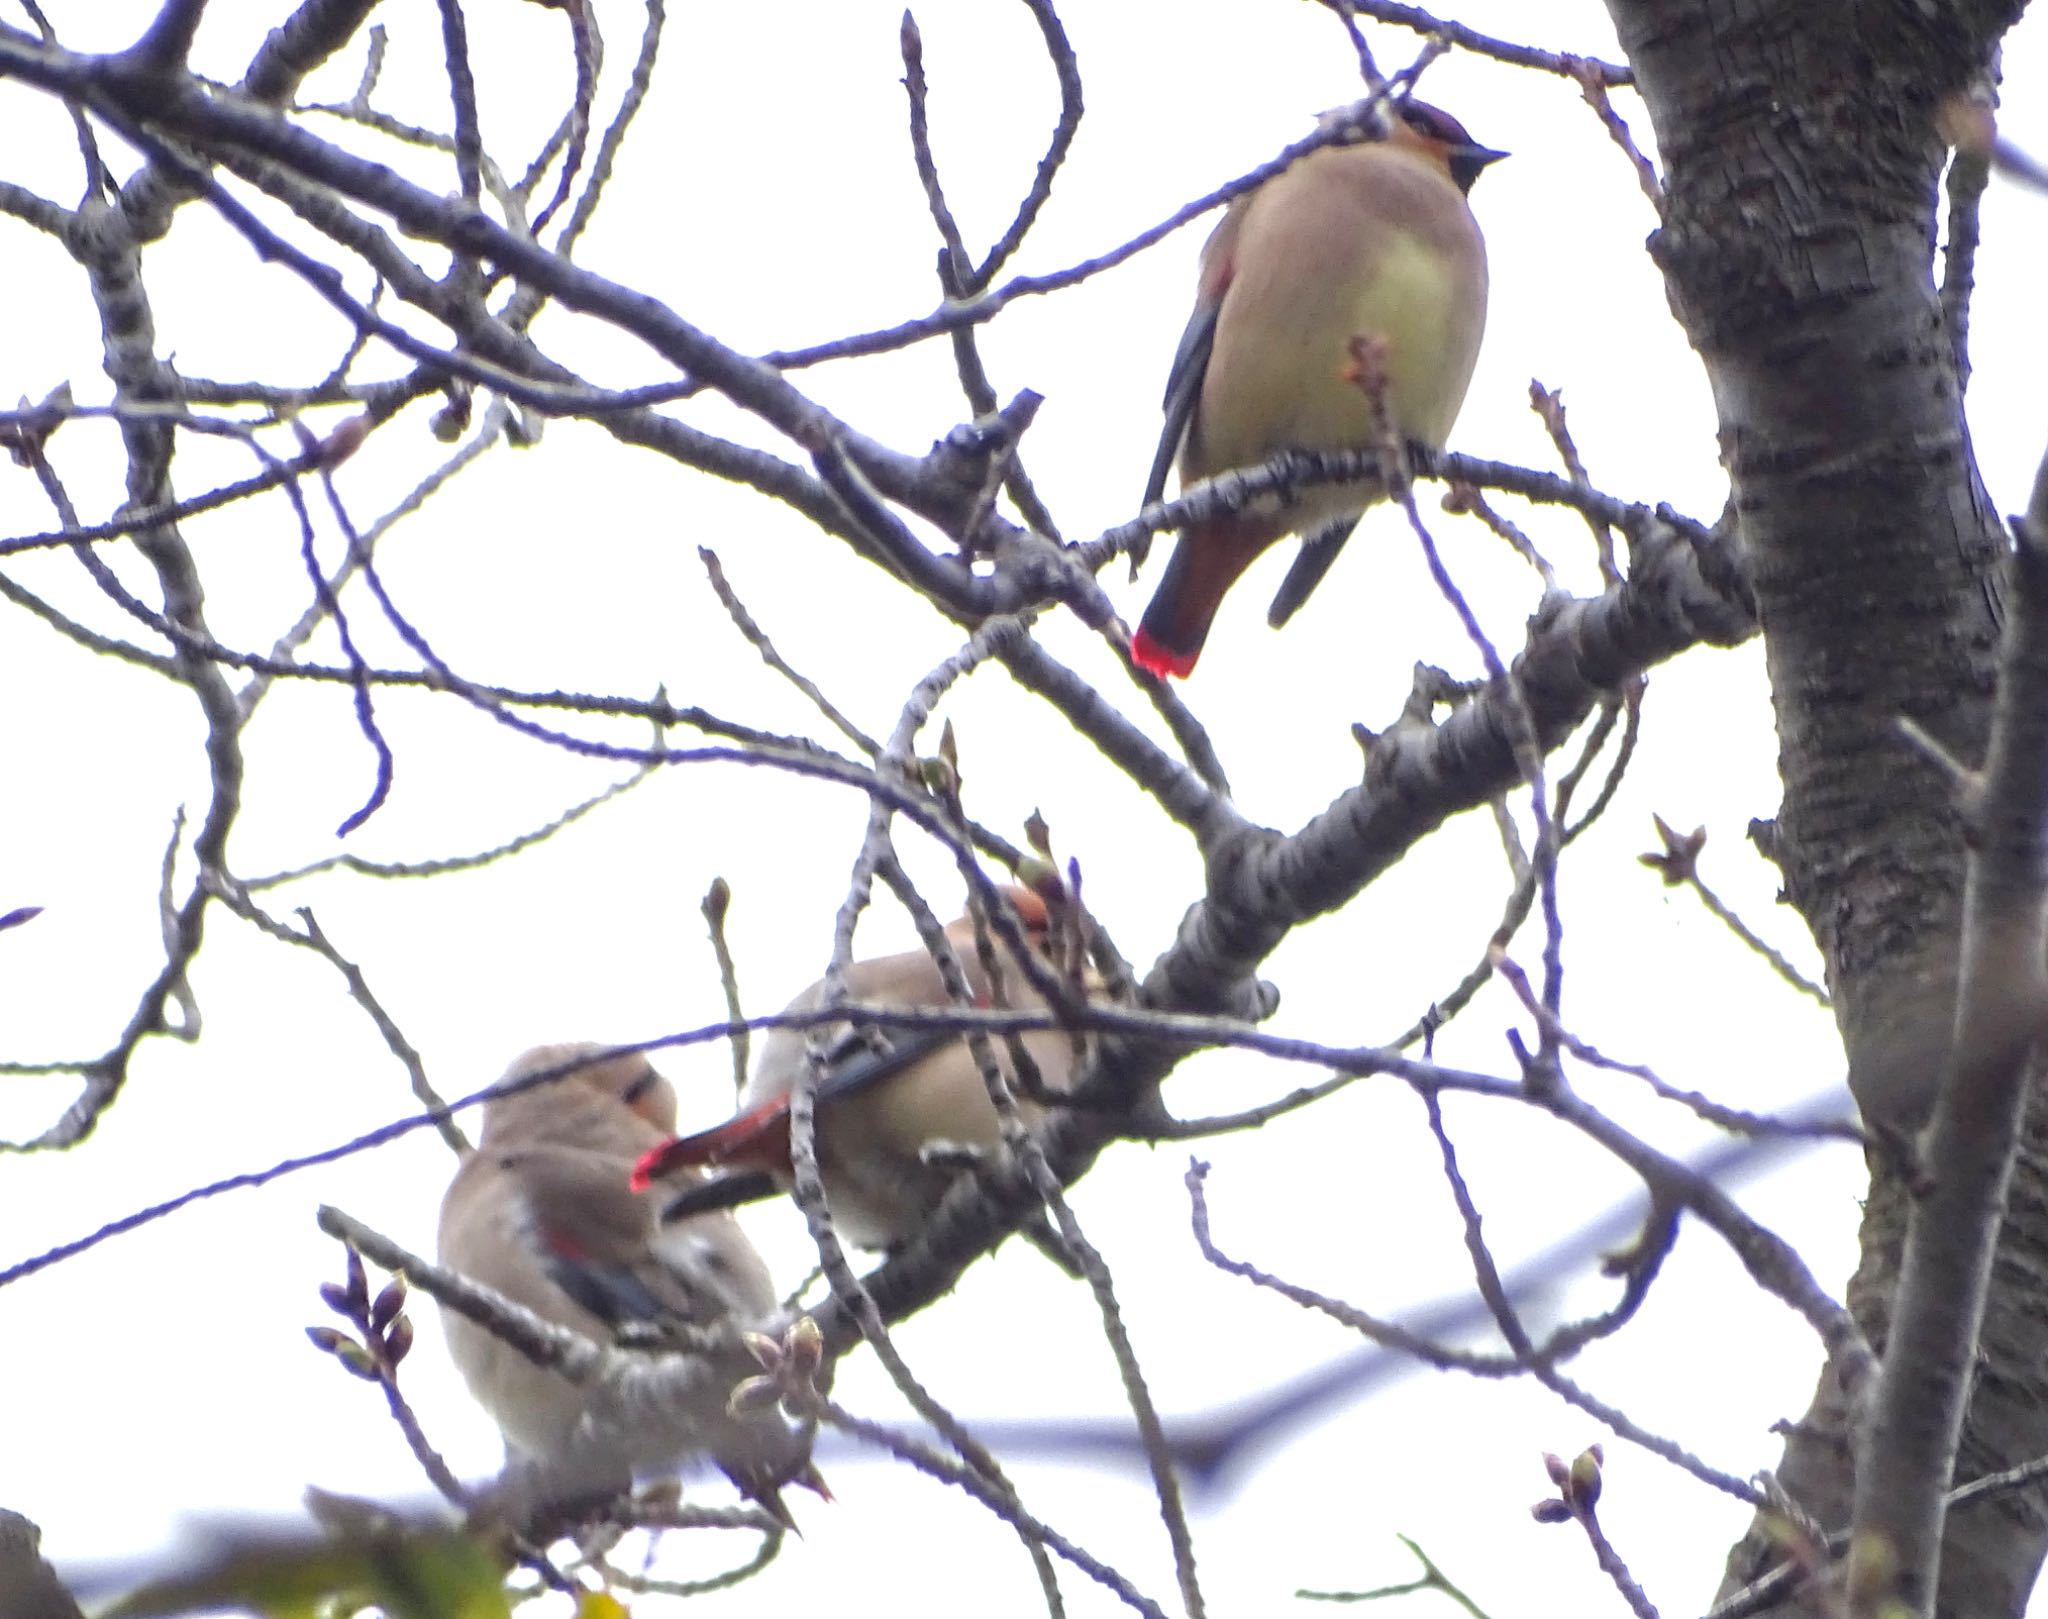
1133,202,1247,577
811,1020,960,1104
1144,299,1221,512
545,1248,670,1330
1266,515,1361,627
497,1145,686,1330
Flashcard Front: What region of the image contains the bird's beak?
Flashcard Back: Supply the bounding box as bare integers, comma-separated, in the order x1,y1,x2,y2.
1451,142,1510,191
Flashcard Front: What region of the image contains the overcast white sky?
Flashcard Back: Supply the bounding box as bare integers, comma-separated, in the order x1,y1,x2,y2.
3,1,2046,1615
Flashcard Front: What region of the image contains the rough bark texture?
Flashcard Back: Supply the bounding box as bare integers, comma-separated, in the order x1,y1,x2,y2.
1602,1,2042,1614
0,1511,85,1619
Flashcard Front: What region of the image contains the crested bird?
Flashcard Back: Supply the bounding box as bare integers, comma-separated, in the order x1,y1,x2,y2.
632,887,1096,1253
1132,97,1503,679
436,1043,817,1526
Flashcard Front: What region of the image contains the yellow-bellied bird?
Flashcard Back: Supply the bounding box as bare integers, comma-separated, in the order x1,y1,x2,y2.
1131,98,1503,679
632,888,1095,1252
437,1044,817,1524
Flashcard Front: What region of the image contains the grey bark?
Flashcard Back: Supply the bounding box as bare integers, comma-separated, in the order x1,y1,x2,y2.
0,1512,85,1619
1603,1,2045,1615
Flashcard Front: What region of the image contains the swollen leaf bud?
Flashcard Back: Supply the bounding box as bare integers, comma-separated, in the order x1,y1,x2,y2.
1015,856,1060,899
787,1316,824,1383
430,386,472,444
307,1326,381,1381
728,1374,781,1418
919,756,959,799
1570,1446,1603,1511
338,1342,380,1381
371,1276,408,1332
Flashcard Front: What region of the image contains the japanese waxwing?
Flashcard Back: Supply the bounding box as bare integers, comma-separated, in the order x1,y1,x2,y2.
632,887,1097,1251
437,1044,814,1524
1132,97,1504,678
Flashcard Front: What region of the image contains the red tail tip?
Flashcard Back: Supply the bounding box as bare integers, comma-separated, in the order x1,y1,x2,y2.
629,1143,672,1192
1131,628,1198,680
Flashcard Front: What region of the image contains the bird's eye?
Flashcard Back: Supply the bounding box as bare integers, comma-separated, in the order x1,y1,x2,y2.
620,1066,658,1106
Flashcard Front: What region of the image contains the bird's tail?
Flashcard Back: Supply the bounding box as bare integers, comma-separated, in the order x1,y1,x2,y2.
1132,524,1261,679
631,1099,792,1190
719,1458,834,1534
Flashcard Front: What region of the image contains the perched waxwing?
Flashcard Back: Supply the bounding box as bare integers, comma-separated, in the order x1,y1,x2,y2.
1132,97,1504,678
436,1044,815,1524
632,887,1097,1251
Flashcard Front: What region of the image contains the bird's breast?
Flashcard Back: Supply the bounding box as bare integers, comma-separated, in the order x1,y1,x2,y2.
1189,152,1488,481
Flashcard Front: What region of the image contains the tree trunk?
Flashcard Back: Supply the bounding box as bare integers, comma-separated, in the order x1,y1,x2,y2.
1603,1,2045,1614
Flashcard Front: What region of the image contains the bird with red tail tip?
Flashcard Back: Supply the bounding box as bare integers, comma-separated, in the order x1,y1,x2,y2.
1131,96,1503,680
634,885,1101,1252
436,1043,824,1530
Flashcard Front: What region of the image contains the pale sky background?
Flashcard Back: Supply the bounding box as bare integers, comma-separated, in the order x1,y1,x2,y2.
3,1,2046,1615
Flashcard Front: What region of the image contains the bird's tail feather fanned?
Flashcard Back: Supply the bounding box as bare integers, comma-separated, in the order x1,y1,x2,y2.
631,1098,792,1190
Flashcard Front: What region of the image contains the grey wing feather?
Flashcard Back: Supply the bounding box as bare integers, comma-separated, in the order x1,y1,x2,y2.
1143,300,1219,511
818,1023,957,1104
1133,301,1219,579
544,1252,669,1328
